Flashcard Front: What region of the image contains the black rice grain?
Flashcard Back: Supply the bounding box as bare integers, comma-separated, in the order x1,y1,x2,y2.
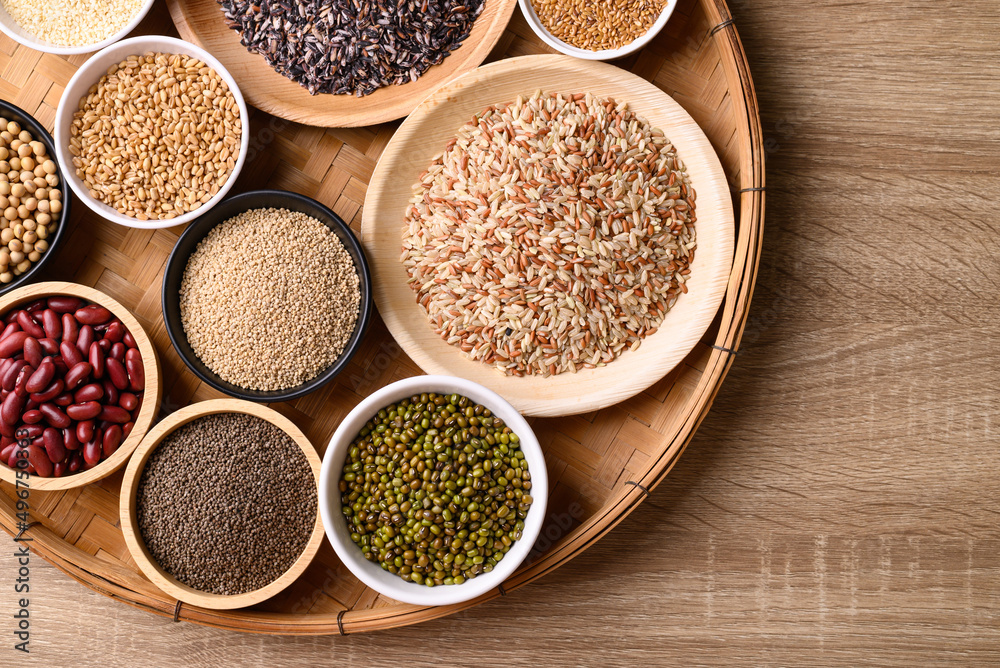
217,0,485,97
136,413,317,596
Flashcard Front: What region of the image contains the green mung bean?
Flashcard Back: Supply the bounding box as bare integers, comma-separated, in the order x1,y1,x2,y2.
339,392,533,587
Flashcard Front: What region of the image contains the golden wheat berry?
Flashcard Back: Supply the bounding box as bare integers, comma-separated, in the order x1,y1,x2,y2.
0,0,145,47
532,0,667,51
402,91,697,377
136,413,317,595
68,52,241,221
179,208,361,391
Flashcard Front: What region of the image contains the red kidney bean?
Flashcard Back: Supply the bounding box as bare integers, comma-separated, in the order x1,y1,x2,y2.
89,341,105,379
30,378,64,404
68,451,82,472
101,379,119,406
102,424,122,457
28,443,52,477
0,331,29,358
66,401,102,421
0,442,14,462
18,424,44,439
109,342,126,363
3,309,19,325
0,358,11,378
0,434,12,448
1,360,26,391
52,356,68,375
39,403,71,429
25,359,54,394
22,410,42,424
76,325,95,358
82,439,101,468
74,305,112,326
61,313,78,345
7,445,22,468
118,392,138,411
122,421,134,437
122,329,137,349
76,420,94,443
38,337,59,355
16,311,44,338
60,340,84,367
13,367,30,397
52,461,66,477
0,322,20,341
41,309,62,340
48,296,84,313
43,428,66,464
74,383,104,403
99,405,130,424
53,392,73,407
63,428,79,451
25,299,46,313
1,391,24,425
104,320,125,343
125,348,144,392
97,338,111,353
22,336,41,368
64,361,93,390
106,358,128,391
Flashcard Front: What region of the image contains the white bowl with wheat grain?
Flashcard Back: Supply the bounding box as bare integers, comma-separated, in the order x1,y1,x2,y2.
518,0,677,60
53,35,249,229
0,0,154,55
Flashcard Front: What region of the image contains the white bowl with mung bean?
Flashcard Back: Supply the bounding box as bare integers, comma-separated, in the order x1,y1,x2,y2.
0,0,155,55
319,375,548,607
53,35,249,229
518,0,677,60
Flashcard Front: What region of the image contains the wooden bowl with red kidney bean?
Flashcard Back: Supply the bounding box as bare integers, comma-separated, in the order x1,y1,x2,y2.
0,281,160,490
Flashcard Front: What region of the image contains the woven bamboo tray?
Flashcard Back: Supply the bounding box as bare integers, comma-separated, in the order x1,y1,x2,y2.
0,0,763,634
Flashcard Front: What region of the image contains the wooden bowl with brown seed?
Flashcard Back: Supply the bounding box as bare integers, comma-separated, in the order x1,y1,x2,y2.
166,0,518,127
363,55,735,418
119,399,326,611
0,281,161,491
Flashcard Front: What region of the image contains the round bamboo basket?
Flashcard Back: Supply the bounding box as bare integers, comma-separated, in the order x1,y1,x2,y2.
120,399,325,610
0,0,764,634
0,281,161,491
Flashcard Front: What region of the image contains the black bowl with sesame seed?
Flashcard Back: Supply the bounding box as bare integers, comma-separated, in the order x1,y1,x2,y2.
0,100,71,298
161,189,373,402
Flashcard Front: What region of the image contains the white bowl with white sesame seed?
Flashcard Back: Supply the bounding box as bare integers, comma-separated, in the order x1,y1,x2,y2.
53,35,249,229
0,0,155,55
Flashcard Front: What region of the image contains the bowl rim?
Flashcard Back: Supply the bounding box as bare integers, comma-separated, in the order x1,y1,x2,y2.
0,100,71,298
516,0,678,60
53,34,250,229
161,189,374,403
318,375,549,607
0,0,155,55
119,398,326,610
0,281,161,491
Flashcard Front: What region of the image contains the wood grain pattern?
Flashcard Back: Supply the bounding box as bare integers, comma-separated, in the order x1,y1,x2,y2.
363,55,734,417
166,0,519,127
0,281,161,491
119,399,326,610
1,0,998,661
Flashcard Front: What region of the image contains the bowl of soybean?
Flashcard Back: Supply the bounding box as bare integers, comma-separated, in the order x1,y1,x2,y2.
120,399,325,610
319,375,548,606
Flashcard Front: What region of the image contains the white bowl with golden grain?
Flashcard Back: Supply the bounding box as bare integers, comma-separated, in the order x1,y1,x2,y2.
53,35,249,229
0,0,155,55
518,0,678,61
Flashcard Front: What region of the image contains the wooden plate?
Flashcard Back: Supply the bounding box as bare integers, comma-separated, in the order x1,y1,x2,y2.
119,399,326,610
0,281,161,491
166,0,518,127
362,55,735,418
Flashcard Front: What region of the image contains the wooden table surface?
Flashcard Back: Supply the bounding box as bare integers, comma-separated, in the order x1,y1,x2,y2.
2,0,999,665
